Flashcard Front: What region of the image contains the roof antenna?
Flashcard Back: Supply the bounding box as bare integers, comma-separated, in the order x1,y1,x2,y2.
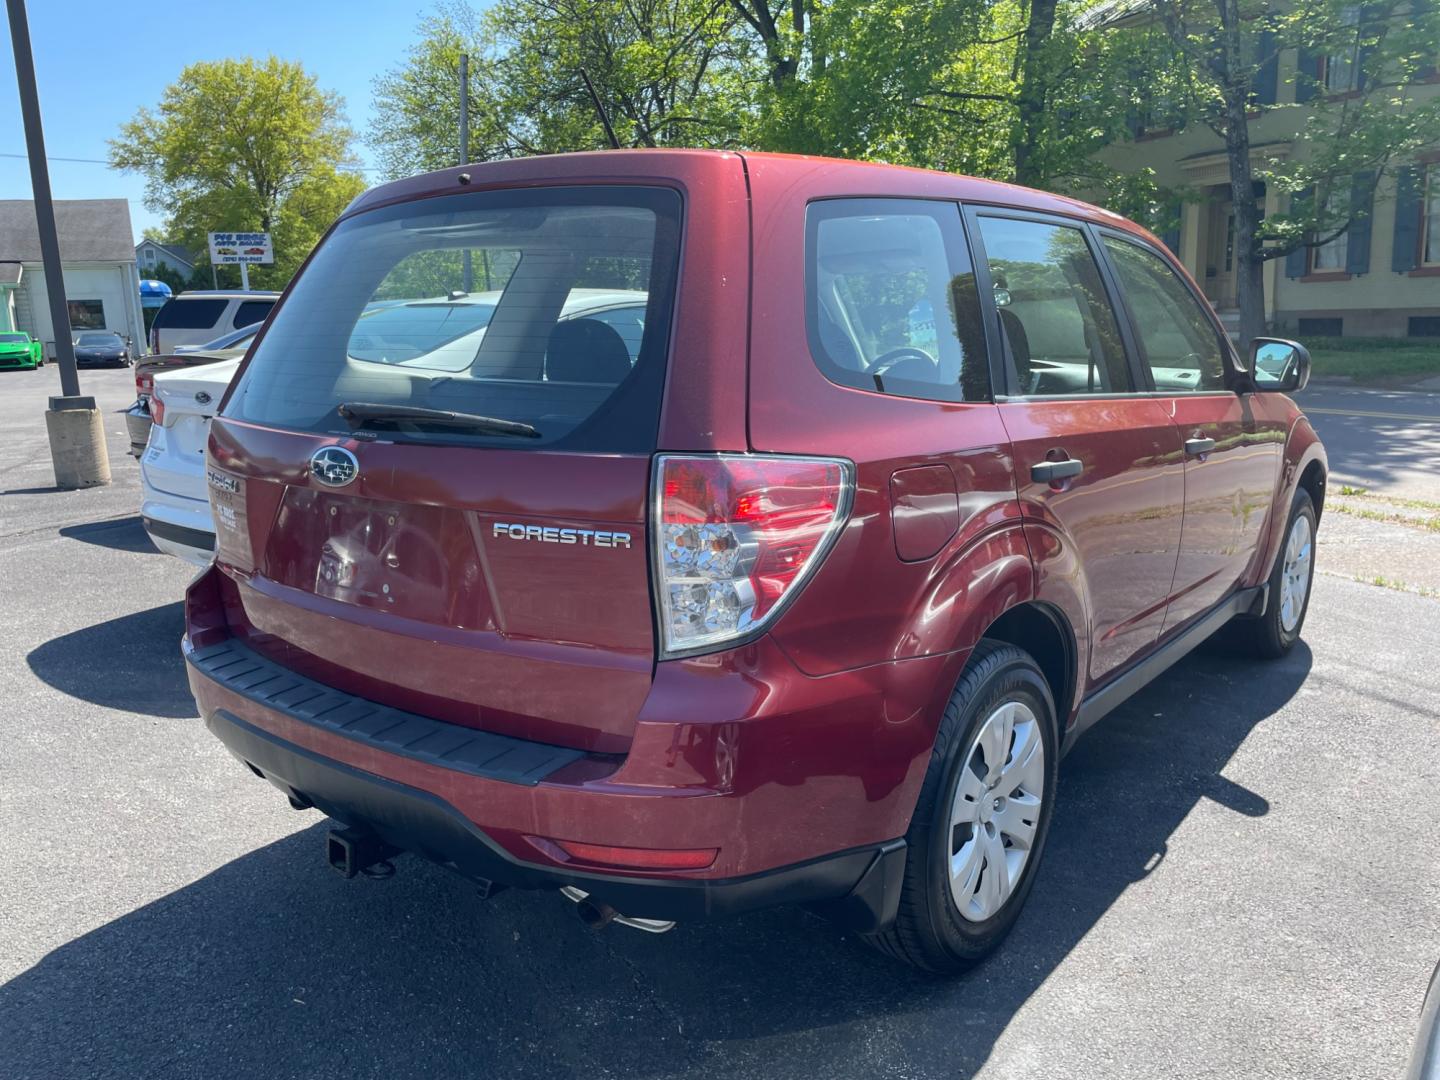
578,68,622,150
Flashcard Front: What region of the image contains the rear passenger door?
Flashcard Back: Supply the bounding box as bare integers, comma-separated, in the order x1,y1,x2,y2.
967,209,1186,685
1097,233,1283,634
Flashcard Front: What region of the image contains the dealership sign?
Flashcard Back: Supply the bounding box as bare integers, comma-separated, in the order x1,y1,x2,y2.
208,231,273,265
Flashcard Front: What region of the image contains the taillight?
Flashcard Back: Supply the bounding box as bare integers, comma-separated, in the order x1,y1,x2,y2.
150,393,165,426
653,453,853,657
135,369,153,397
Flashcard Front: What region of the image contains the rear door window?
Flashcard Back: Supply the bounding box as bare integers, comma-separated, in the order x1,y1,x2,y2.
152,298,226,329
974,216,1133,396
1100,236,1227,392
231,300,275,329
224,187,681,452
806,199,988,402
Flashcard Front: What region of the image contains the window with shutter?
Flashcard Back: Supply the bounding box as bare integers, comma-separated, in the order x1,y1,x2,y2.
1311,188,1349,272
1392,167,1423,273
1424,166,1440,267
1345,172,1374,275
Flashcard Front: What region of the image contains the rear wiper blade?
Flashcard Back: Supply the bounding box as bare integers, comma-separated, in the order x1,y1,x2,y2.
338,402,540,439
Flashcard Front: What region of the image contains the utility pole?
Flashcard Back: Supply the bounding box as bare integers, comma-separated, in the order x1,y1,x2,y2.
459,52,473,294
6,0,110,488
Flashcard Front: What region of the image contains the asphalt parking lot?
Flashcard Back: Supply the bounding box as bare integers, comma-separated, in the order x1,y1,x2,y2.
2,365,1438,1080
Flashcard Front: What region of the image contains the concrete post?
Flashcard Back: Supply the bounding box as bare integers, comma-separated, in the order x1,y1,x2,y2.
44,396,111,489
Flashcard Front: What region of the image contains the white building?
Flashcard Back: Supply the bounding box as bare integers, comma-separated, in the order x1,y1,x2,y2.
0,199,146,355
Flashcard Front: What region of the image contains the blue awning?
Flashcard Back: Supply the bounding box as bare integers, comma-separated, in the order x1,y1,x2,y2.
139,279,172,297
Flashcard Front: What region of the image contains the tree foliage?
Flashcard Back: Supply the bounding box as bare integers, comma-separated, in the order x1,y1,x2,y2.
110,57,367,287
370,0,752,176
1108,0,1440,340
370,0,1141,189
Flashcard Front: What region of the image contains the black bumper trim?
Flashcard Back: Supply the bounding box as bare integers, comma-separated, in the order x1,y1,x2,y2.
206,707,905,929
142,516,216,553
188,637,584,786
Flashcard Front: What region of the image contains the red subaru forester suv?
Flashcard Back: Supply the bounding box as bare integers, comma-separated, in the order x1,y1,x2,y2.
185,150,1325,972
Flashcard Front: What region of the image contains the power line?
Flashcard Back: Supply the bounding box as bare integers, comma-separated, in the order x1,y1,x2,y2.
0,151,110,164
0,151,384,172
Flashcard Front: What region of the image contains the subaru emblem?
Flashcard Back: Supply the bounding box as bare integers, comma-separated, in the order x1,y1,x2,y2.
309,445,359,488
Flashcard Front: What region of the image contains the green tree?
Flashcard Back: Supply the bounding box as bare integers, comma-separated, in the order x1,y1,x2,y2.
729,0,1142,193
110,57,366,288
369,0,751,178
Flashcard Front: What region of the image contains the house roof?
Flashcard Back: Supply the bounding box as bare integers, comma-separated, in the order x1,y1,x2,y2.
0,262,20,285
1073,0,1154,31
0,199,136,263
137,239,195,266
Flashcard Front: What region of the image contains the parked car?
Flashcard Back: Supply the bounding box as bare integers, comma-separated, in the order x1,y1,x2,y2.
183,151,1326,972
147,290,278,355
1409,960,1440,1080
0,330,43,369
172,324,260,355
124,327,259,458
141,290,647,563
72,330,132,367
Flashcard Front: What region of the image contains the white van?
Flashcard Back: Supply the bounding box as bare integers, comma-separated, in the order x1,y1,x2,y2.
147,290,279,354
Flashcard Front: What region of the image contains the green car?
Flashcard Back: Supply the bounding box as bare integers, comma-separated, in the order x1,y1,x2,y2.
0,331,43,370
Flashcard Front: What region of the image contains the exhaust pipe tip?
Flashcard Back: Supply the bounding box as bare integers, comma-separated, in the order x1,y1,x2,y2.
575,897,617,930
559,885,677,934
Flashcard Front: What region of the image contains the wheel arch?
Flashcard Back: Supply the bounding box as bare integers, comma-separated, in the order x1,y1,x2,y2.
1298,457,1327,522
976,601,1078,736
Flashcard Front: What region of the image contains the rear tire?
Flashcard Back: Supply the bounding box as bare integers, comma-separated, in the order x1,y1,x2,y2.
865,640,1059,973
1232,490,1316,660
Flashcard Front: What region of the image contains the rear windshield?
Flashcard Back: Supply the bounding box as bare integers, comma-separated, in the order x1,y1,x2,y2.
224,186,682,451
152,298,226,329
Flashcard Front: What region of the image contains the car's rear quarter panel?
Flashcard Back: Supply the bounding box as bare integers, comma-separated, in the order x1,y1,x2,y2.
743,155,1045,675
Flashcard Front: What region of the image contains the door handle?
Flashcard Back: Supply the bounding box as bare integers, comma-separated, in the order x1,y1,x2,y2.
1185,437,1216,456
1031,458,1083,484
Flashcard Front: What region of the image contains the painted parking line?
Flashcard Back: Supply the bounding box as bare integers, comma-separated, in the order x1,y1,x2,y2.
1304,406,1440,423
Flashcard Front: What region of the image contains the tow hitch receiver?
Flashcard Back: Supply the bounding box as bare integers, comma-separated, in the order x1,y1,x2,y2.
326,827,401,879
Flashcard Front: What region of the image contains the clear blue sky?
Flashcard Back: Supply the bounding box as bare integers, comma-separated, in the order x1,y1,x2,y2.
0,1,449,244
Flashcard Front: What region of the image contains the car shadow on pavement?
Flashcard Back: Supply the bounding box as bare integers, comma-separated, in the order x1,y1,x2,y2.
25,601,196,720
0,642,1311,1080
57,515,159,555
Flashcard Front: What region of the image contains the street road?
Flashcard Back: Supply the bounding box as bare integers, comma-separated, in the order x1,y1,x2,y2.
1,366,1437,1080
1295,381,1440,499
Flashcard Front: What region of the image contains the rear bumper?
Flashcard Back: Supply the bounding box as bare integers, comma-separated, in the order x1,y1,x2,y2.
182,558,958,926
125,402,151,457
140,488,214,566
140,438,214,565
204,703,905,927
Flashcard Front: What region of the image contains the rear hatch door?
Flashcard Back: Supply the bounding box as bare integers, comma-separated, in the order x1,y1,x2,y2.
208,181,700,754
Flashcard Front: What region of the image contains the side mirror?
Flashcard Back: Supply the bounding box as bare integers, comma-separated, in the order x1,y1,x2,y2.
1247,337,1311,393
